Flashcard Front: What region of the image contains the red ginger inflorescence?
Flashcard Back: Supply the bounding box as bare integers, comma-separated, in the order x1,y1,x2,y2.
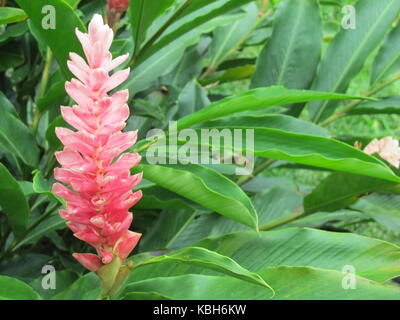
107,0,130,13
52,14,142,273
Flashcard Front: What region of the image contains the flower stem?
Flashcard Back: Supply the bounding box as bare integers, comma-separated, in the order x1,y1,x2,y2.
32,47,52,134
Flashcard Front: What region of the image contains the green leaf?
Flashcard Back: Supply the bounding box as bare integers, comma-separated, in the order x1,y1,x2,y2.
203,114,330,137
194,127,400,183
347,96,400,115
351,193,400,233
309,0,400,123
136,0,254,65
281,210,367,229
260,266,400,300
371,23,400,85
0,163,29,238
136,185,194,211
196,227,400,282
304,172,397,214
138,207,198,251
130,0,175,55
32,170,64,204
133,163,258,228
176,79,210,118
52,273,101,300
13,214,65,251
0,7,27,24
45,115,66,150
30,270,78,300
124,292,173,300
123,274,271,300
130,247,274,294
153,186,304,249
208,2,258,69
0,276,41,300
0,21,28,45
176,86,371,129
15,0,85,79
0,253,51,282
251,0,322,90
36,81,66,112
123,269,400,300
125,13,240,95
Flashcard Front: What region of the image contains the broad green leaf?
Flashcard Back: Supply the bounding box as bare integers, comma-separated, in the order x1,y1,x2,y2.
309,0,400,123
0,253,51,282
260,266,400,300
137,0,254,65
208,2,258,69
196,228,400,282
123,274,271,300
176,79,210,119
153,186,304,249
136,185,194,211
347,96,400,115
30,270,78,300
203,114,330,137
351,193,400,233
125,14,240,95
15,0,85,79
0,276,41,300
130,247,273,293
251,0,322,90
138,208,203,252
123,269,400,300
176,86,371,129
132,163,258,228
0,7,27,24
193,127,400,183
0,163,29,238
124,292,173,300
52,273,101,300
130,0,175,55
282,210,367,229
63,0,80,9
161,39,208,90
18,181,34,196
304,172,397,214
254,187,303,230
371,23,400,85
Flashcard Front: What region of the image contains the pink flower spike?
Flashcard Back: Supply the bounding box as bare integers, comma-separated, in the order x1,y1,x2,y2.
53,14,142,273
117,231,142,261
73,253,104,272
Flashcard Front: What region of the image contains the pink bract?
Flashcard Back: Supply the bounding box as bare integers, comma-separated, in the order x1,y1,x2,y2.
107,0,130,13
52,14,142,272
